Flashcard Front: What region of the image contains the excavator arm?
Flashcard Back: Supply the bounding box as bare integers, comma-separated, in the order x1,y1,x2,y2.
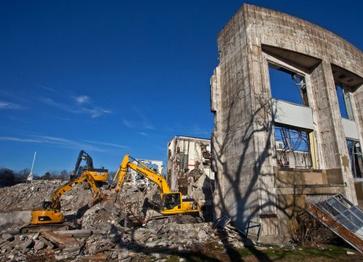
73,150,94,178
113,154,199,215
32,172,103,225
46,172,102,210
114,154,170,193
72,150,108,185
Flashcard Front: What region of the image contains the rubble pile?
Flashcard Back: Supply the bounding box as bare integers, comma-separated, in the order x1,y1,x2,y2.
0,180,61,212
0,180,94,213
0,219,229,261
0,180,244,261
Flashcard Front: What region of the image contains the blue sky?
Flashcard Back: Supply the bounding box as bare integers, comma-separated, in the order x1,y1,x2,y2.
0,0,362,175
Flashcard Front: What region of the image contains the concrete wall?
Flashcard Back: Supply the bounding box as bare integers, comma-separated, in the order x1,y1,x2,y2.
211,4,363,243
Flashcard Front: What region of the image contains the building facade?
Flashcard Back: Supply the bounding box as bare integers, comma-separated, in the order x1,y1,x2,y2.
211,4,363,243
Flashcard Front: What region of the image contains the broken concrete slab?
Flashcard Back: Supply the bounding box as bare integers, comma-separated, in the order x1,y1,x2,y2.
2,233,14,242
41,231,79,248
56,229,92,238
38,236,55,250
21,239,34,250
33,240,45,251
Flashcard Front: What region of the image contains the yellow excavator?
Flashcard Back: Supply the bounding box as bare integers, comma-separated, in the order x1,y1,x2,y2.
72,150,109,186
113,154,199,215
31,171,103,225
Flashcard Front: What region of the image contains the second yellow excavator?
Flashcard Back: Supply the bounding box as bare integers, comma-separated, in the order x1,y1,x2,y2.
72,150,109,186
113,154,200,215
31,171,103,225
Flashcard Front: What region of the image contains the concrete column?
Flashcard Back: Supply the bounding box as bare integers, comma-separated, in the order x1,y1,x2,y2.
244,30,279,241
311,61,357,204
353,85,363,145
310,62,340,169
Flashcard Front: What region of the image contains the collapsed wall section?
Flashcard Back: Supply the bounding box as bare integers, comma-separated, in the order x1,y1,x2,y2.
166,136,214,215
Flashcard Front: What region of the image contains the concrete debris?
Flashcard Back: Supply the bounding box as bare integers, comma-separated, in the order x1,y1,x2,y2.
2,233,14,242
0,180,61,212
0,211,32,230
0,180,94,214
38,236,55,249
33,240,45,250
56,229,92,238
21,239,34,249
41,231,80,248
0,179,243,261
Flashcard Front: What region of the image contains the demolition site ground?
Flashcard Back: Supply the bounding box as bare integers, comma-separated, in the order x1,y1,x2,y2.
0,180,360,261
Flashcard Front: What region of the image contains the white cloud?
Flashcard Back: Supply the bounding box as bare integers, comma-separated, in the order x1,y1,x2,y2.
0,135,127,152
31,135,103,151
81,107,111,118
84,140,128,149
39,96,111,118
0,135,101,151
123,107,155,131
143,122,155,130
122,119,134,128
39,97,80,114
0,136,41,143
75,95,90,104
138,132,148,136
0,101,24,110
39,85,56,93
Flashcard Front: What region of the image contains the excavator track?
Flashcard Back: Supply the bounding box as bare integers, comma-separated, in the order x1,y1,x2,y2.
147,213,203,224
20,222,74,233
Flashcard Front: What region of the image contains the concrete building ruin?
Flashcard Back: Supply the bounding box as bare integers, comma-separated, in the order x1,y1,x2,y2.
211,4,363,243
166,136,214,211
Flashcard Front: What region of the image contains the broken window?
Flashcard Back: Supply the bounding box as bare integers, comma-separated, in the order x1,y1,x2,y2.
347,139,363,179
268,64,308,105
274,125,312,169
336,84,354,120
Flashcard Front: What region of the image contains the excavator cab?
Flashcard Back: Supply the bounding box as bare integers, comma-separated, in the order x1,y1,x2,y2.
161,192,199,215
42,200,53,209
163,193,181,210
82,169,109,185
31,199,64,224
31,209,64,225
73,150,109,186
